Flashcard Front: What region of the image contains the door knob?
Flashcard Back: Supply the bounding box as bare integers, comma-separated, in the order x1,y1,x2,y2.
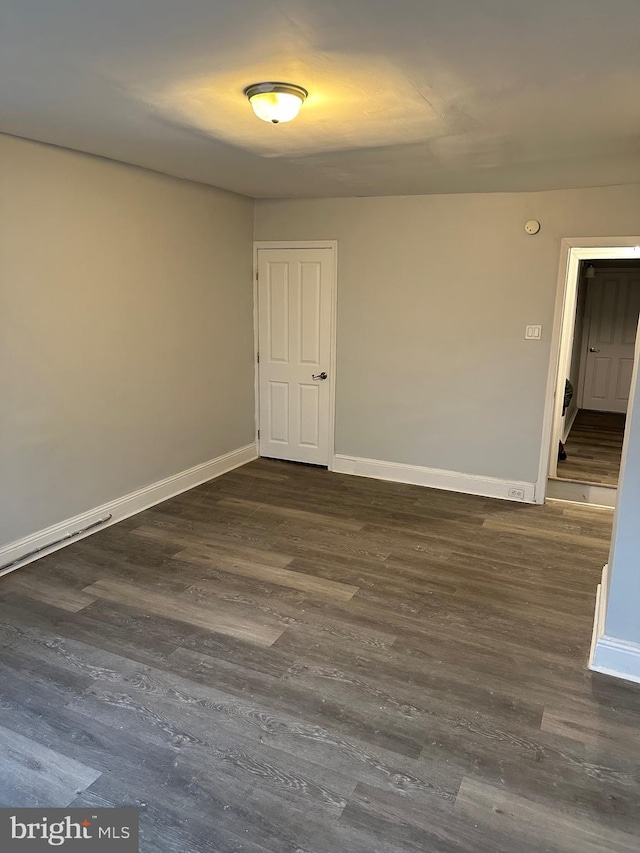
589,347,600,353
312,371,327,381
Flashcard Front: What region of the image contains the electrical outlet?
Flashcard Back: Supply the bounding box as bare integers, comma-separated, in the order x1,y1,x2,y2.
508,487,525,500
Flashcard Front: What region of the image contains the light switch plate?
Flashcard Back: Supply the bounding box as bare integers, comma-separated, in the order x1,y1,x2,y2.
525,324,542,340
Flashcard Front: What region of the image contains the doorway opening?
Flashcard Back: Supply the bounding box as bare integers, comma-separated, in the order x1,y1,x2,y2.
539,239,640,507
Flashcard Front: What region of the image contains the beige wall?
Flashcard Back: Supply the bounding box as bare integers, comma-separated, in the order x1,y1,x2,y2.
255,186,640,485
3,133,640,549
0,134,255,545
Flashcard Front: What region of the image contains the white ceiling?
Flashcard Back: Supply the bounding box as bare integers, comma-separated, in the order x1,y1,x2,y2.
2,0,640,198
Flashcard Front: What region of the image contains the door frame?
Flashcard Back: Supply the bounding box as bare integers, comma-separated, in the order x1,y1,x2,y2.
253,241,338,469
536,237,640,501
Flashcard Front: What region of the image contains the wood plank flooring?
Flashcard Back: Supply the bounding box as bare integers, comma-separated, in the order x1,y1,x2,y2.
558,409,626,486
2,458,640,852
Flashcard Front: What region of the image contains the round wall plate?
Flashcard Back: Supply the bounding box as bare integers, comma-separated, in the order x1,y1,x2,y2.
524,219,541,235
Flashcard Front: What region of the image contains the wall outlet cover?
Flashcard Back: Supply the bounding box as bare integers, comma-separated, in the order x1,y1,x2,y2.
525,324,542,340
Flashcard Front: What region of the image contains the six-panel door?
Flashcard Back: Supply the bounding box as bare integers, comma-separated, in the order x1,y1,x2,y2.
257,248,333,465
582,273,640,413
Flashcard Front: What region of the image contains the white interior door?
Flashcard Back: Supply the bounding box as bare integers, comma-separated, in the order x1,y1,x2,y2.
582,272,640,412
257,247,334,465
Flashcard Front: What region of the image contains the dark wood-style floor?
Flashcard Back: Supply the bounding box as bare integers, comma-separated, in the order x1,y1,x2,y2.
558,409,626,486
2,459,640,852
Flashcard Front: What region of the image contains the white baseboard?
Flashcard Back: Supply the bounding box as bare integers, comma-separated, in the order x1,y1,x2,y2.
589,564,640,684
0,442,257,577
332,454,536,503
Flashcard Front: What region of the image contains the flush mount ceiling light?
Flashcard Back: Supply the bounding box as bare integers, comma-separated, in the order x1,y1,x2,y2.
244,82,308,124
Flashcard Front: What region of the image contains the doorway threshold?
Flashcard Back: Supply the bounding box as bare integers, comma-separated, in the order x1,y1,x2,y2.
546,476,616,508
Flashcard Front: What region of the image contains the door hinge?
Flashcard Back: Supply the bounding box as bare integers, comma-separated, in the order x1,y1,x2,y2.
256,352,260,363
257,429,260,439
256,270,259,281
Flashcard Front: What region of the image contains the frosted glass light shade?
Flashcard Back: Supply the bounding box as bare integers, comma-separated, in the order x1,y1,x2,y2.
244,83,308,124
